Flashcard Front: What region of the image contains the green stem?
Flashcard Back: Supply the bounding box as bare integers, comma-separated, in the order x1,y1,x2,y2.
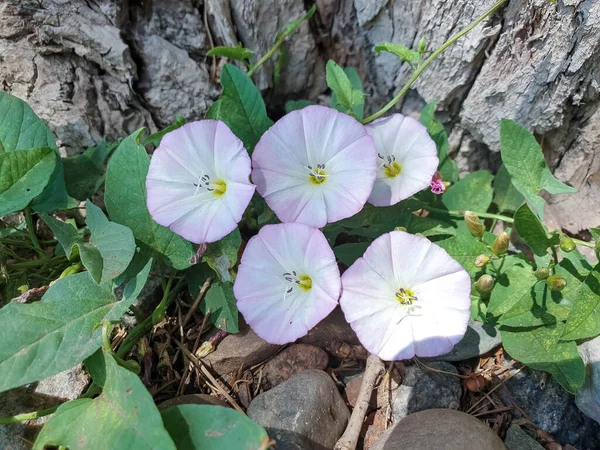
24,208,45,258
247,5,315,77
0,384,101,425
8,257,66,270
362,0,508,124
422,204,515,224
572,238,595,249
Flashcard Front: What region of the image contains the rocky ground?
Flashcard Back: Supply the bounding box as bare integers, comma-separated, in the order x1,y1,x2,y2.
3,285,600,449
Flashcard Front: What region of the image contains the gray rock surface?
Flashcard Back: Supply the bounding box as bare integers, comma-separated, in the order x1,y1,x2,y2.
503,425,544,450
203,320,279,375
0,0,598,229
0,365,90,450
432,319,502,362
370,409,506,450
391,361,461,422
577,336,600,423
261,344,329,389
247,370,349,450
502,368,600,449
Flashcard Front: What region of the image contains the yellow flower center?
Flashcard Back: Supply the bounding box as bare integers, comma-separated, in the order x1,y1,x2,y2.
298,274,313,291
211,179,227,196
308,164,326,185
384,161,402,179
395,287,417,305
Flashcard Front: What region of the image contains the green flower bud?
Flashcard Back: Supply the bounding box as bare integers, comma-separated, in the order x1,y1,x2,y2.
596,240,600,253
418,37,427,54
464,211,485,238
560,235,576,253
547,274,567,292
534,267,550,280
394,227,407,232
491,232,510,256
475,254,490,268
475,274,494,293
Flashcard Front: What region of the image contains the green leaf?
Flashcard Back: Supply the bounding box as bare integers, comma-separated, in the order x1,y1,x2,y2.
501,323,585,393
142,116,185,147
561,261,600,341
104,130,194,270
0,92,56,152
0,147,57,215
162,404,268,450
500,119,577,218
436,231,490,278
493,165,524,213
63,140,118,200
487,265,537,317
0,91,77,213
513,203,559,257
326,61,365,119
442,170,494,212
34,350,176,450
374,42,420,65
203,229,241,282
330,66,364,120
41,202,135,284
85,201,136,283
0,273,109,391
419,102,458,183
285,99,314,113
334,242,369,267
206,64,273,152
279,4,316,37
186,262,214,298
498,281,570,327
207,44,254,62
201,281,239,333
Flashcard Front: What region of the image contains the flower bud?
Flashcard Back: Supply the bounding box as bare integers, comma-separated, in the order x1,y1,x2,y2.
475,254,490,268
418,37,427,54
475,274,494,293
547,274,567,292
491,232,509,256
394,227,407,232
559,235,576,253
464,211,485,238
534,267,550,280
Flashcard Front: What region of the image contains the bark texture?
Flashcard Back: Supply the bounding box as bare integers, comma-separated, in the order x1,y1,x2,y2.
0,0,598,233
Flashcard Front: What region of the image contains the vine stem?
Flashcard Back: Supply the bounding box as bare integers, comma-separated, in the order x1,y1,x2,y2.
24,207,45,258
361,0,508,124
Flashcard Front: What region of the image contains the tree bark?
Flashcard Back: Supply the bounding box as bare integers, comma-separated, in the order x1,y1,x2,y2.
0,0,598,233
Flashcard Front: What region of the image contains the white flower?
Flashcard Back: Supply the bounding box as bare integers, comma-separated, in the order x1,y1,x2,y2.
366,114,439,206
339,230,471,360
234,223,341,344
146,120,255,244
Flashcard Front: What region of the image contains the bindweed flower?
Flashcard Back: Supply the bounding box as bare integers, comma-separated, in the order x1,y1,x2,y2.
430,171,445,194
146,120,255,244
340,231,471,360
365,114,439,206
234,223,341,344
252,105,377,228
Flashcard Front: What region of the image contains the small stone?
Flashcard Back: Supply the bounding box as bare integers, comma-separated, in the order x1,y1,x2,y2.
577,336,600,422
299,307,360,350
502,367,600,448
344,374,375,410
392,361,461,422
157,394,228,410
262,344,328,389
363,410,388,450
369,409,506,450
431,319,501,362
203,320,279,376
0,365,90,450
503,425,544,450
247,370,350,450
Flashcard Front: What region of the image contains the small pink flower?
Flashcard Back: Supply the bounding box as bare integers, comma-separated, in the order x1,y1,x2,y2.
430,171,445,194
234,223,341,344
339,230,471,360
